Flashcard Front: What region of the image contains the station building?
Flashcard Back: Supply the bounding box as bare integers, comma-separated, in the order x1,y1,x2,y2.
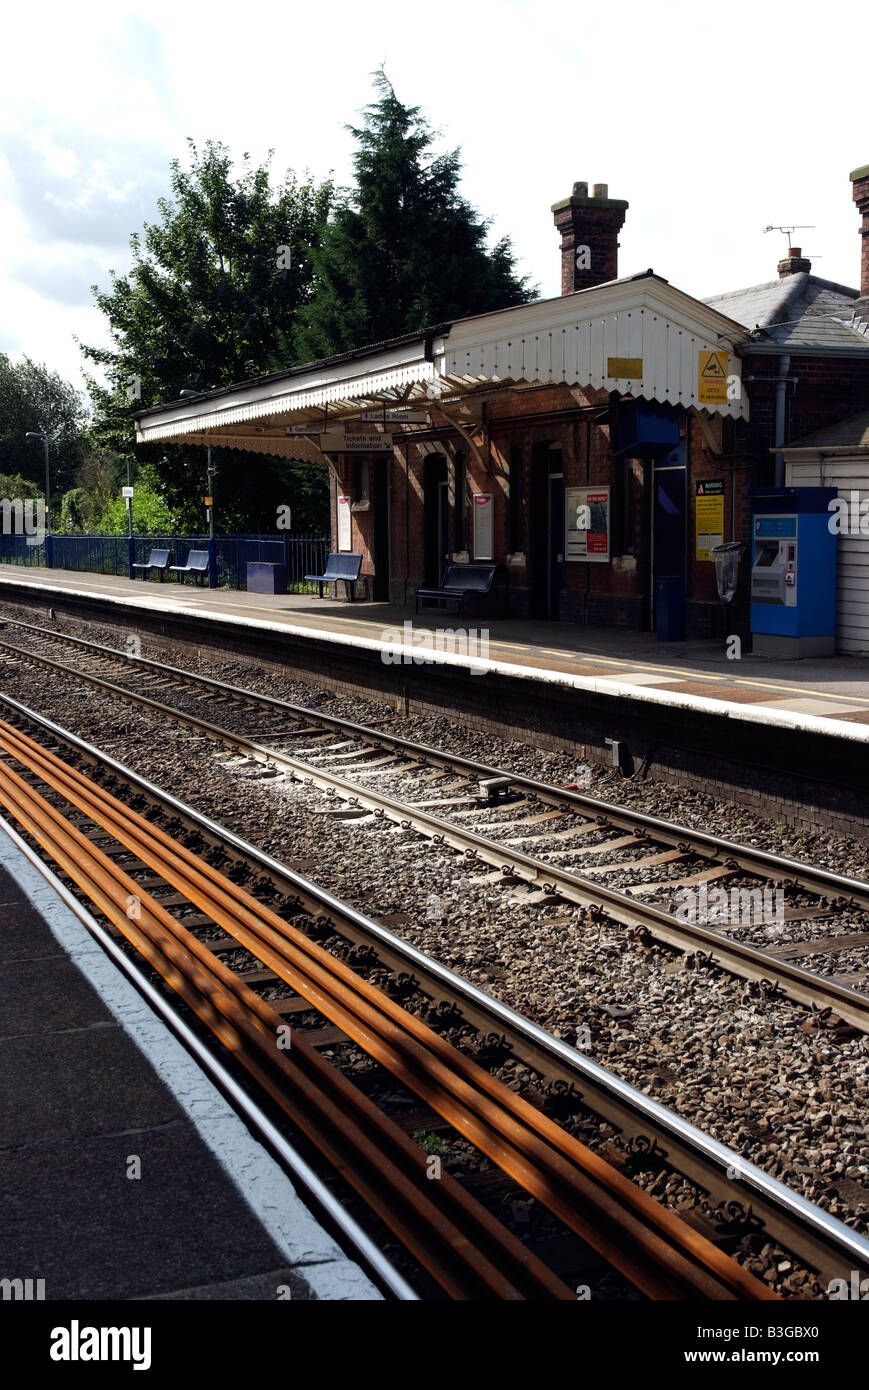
135,166,869,641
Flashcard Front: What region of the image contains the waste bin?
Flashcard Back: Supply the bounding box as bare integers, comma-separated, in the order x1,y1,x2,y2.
655,576,685,641
712,541,744,604
246,562,286,595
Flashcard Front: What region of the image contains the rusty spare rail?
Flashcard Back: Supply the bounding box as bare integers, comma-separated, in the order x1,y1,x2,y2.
2,633,867,1033
0,716,776,1301
4,689,869,1292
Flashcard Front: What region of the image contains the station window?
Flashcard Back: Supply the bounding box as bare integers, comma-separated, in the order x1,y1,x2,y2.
352,457,370,503
509,446,525,552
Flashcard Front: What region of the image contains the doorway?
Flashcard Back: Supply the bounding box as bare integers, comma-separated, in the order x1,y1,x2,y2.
371,458,390,601
652,446,687,632
423,454,449,583
529,443,564,619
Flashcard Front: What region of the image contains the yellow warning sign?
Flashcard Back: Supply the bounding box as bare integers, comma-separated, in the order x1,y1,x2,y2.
698,350,728,403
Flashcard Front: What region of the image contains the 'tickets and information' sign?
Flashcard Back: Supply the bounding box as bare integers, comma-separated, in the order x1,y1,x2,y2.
565,486,610,562
695,479,724,561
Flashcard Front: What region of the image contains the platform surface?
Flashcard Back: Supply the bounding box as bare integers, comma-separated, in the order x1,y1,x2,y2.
0,820,380,1301
3,564,869,740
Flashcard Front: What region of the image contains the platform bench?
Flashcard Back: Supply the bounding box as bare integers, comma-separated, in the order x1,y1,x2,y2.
169,549,210,584
305,552,362,600
415,563,506,616
131,548,170,581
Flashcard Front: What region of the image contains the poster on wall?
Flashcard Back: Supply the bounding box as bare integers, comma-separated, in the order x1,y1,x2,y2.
337,494,352,551
473,493,494,560
695,479,724,560
565,485,610,562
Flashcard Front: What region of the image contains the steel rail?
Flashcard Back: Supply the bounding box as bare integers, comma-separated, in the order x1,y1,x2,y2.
2,618,867,907
2,636,866,1031
0,716,774,1301
0,742,577,1301
0,812,417,1301
1,688,866,1290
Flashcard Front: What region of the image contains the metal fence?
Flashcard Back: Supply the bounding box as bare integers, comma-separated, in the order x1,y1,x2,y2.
0,532,331,593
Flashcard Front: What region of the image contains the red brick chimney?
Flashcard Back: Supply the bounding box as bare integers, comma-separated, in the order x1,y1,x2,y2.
552,182,628,294
851,163,869,297
778,246,812,278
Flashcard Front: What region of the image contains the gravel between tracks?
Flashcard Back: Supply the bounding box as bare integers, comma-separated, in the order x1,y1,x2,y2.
2,615,869,1295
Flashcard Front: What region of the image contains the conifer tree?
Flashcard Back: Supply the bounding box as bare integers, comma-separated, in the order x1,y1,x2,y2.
294,71,536,360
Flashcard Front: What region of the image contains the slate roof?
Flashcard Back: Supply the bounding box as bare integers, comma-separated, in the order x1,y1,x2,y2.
784,408,869,449
704,273,869,353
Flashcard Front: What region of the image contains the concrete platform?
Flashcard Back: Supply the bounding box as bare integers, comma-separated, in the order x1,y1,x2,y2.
0,816,382,1302
2,564,869,742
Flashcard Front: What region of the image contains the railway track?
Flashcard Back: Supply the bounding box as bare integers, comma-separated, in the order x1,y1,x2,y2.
1,616,868,1034
0,682,867,1299
0,705,778,1302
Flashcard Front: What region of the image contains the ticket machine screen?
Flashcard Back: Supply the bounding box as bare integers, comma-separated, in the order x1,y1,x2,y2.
751,516,797,606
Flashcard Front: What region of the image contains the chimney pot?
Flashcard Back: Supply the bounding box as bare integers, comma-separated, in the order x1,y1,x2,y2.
591,183,608,199
778,247,812,278
572,181,588,197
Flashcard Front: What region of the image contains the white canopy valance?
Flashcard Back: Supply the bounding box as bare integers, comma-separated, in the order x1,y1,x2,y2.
134,273,748,458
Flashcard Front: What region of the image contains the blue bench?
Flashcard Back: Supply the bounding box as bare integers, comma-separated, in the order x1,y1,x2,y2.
305,552,363,600
169,549,210,584
416,563,506,616
131,548,170,581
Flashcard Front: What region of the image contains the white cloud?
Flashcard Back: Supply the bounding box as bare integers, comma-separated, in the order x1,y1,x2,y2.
0,0,866,402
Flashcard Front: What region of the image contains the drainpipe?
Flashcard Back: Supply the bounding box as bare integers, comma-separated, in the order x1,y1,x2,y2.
773,354,790,486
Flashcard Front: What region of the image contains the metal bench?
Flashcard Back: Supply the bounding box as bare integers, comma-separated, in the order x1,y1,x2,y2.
305,552,363,600
415,563,506,616
131,547,170,581
169,549,210,584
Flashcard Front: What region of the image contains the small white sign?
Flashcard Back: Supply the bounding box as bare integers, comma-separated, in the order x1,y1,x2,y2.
359,410,430,424
337,494,352,551
473,493,494,561
121,486,134,499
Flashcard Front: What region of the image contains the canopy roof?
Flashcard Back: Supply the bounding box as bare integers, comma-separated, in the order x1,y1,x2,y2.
134,271,749,461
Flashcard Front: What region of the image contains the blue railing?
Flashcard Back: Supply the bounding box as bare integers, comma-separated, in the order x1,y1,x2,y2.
0,532,331,593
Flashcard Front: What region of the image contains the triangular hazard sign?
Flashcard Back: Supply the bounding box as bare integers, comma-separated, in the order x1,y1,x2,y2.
701,352,726,378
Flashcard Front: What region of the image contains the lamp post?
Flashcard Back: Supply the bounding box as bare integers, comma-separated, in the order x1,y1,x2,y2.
205,445,217,588
25,431,51,566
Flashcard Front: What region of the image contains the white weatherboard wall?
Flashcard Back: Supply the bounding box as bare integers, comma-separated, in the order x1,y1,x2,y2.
786,455,869,654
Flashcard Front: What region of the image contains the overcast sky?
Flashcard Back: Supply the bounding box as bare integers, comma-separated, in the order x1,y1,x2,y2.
1,0,865,404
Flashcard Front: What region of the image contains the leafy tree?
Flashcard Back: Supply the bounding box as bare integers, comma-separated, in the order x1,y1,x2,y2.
80,140,333,530
0,355,87,514
0,471,41,502
293,71,537,360
94,463,179,535
59,488,89,532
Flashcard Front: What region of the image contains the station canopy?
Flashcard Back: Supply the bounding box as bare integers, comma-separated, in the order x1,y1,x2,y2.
134,271,749,463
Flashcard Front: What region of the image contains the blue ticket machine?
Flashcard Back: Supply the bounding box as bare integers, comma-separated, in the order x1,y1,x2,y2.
750,487,837,657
